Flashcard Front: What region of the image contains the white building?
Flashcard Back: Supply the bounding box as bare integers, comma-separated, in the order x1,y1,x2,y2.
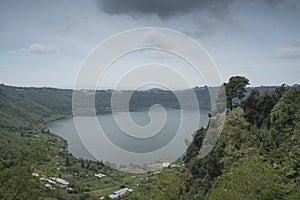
45,183,53,190
32,173,39,177
51,177,69,186
162,162,170,168
108,188,134,199
44,178,56,184
95,173,106,178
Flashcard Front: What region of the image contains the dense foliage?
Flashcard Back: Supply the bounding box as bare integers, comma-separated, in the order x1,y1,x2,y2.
183,81,300,200
0,80,299,199
122,78,299,200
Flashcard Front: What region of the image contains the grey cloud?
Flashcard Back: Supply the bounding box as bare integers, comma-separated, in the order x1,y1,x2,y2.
0,64,8,69
183,11,240,39
263,0,283,6
275,41,300,59
262,0,300,11
96,0,233,19
10,43,58,54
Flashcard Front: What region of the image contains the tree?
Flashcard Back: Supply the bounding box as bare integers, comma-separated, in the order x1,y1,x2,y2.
79,158,85,168
207,156,287,200
225,76,249,110
270,87,300,140
255,91,276,128
220,107,256,170
242,85,286,128
184,126,224,195
242,89,260,125
272,84,286,102
0,140,53,200
269,87,300,148
123,170,187,200
66,156,71,166
243,91,275,128
89,163,98,172
268,87,300,180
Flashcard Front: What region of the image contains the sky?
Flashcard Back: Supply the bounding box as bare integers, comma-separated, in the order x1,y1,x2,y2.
0,0,300,88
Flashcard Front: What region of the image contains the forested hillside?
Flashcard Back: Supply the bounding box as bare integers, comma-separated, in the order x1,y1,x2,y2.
123,77,300,200
0,84,213,116
0,85,147,200
0,79,299,199
0,83,280,116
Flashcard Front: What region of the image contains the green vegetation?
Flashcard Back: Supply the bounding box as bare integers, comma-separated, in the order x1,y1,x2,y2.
182,81,299,200
0,84,147,199
0,79,299,199
0,141,54,200
123,169,188,200
224,76,249,110
0,84,213,117
123,77,300,200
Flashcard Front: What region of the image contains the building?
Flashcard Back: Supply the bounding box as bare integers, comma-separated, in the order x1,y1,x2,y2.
50,177,69,187
162,162,170,168
108,188,134,199
95,173,106,178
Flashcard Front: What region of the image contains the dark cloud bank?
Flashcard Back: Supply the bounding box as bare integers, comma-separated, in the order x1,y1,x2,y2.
96,0,297,19
96,0,233,19
96,0,296,19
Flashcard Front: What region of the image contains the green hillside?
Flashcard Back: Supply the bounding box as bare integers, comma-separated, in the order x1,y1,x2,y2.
122,78,300,200
0,85,146,200
0,79,299,199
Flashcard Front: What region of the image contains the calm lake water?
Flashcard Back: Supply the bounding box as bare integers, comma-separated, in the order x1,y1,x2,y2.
48,109,209,165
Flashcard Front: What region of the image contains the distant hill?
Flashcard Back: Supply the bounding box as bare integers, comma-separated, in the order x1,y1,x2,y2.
0,84,285,118
0,84,72,115
246,85,278,95
0,84,212,116
0,87,54,131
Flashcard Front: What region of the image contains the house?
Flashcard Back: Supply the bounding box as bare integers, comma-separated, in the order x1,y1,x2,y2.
32,173,39,177
45,183,53,190
42,178,56,185
95,173,106,178
108,188,134,199
162,162,170,168
50,177,69,187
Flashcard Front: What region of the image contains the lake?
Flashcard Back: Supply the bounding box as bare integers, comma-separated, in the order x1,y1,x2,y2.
48,108,209,166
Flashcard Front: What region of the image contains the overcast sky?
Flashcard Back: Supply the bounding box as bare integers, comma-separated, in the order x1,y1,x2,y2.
0,0,300,88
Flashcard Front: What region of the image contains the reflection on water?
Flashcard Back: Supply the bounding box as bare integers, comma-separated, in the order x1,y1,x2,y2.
48,109,209,165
